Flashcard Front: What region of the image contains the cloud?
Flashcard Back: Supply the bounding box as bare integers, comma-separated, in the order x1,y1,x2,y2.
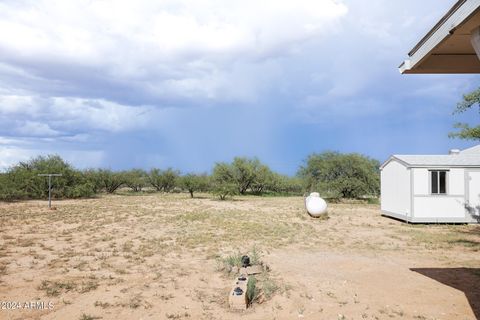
0,0,348,105
0,0,477,175
16,121,60,137
0,95,164,137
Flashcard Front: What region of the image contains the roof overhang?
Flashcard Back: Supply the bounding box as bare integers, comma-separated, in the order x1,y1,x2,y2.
400,0,480,74
379,156,409,170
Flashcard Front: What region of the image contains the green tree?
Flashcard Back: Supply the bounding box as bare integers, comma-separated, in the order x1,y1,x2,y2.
123,169,148,192
298,152,380,199
83,169,105,194
0,172,24,201
148,168,179,192
449,87,480,140
268,174,303,195
250,165,276,194
3,155,95,200
231,157,261,194
96,169,125,194
211,163,237,200
180,173,209,198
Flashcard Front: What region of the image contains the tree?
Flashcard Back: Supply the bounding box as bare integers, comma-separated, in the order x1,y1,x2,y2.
250,165,276,194
298,152,380,199
2,155,95,200
449,87,480,140
211,157,299,196
268,174,303,195
0,172,24,201
211,163,237,200
83,169,105,194
96,169,125,194
180,173,209,198
231,157,261,194
148,168,179,192
123,169,148,192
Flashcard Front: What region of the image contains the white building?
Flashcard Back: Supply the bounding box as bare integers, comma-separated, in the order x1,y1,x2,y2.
389,1,480,223
380,146,480,223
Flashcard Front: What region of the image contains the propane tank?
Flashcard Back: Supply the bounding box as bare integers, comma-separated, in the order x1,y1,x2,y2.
305,192,327,217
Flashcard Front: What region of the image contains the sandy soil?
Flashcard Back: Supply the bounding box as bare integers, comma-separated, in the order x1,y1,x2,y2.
0,193,479,320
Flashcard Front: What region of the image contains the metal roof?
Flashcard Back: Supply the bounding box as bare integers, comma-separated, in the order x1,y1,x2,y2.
381,145,480,169
392,154,480,167
460,144,480,154
399,0,480,74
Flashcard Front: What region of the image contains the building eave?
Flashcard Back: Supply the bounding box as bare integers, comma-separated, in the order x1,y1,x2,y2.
400,0,480,74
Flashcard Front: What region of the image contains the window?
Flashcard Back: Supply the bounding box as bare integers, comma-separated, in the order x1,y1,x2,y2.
430,170,447,194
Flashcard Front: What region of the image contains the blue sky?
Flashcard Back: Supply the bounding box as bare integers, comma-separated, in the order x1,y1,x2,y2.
0,0,478,175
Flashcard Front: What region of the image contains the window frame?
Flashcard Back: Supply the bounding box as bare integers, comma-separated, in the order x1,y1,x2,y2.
429,169,449,195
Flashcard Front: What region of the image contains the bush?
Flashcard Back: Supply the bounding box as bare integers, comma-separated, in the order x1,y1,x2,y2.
0,172,25,201
212,181,237,200
67,181,96,198
2,155,95,200
298,151,380,199
211,163,237,200
180,173,209,198
82,169,105,194
123,169,148,192
148,168,179,192
94,169,125,194
231,157,261,194
212,158,298,196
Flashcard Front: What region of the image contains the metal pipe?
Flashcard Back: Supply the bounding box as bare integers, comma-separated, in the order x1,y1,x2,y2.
38,174,62,208
48,175,52,208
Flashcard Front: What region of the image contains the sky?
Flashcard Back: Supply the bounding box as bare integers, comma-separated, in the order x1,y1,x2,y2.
0,0,479,175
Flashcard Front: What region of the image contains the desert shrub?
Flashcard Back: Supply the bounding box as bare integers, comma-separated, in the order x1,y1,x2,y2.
1,155,95,200
180,173,209,198
250,164,276,194
298,151,380,199
230,157,262,194
212,157,292,196
123,169,148,192
67,181,96,198
94,169,125,193
148,168,179,192
211,162,237,200
82,169,105,194
0,172,25,201
212,181,237,200
264,174,303,195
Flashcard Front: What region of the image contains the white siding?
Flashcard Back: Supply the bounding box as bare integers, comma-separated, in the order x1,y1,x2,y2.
449,168,465,195
413,168,429,195
381,159,411,217
411,168,467,221
413,197,466,219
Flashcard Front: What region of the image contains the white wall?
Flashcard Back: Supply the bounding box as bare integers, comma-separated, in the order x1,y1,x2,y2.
413,197,466,219
413,168,464,196
450,168,465,195
412,168,466,220
381,159,411,217
413,168,428,195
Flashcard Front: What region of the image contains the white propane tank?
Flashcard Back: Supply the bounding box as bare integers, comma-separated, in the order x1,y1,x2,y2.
305,192,327,217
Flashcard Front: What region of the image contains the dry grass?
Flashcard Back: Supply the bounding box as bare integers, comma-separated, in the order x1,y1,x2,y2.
0,193,478,319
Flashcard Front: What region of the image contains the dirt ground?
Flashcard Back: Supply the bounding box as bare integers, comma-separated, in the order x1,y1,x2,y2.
0,193,479,320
